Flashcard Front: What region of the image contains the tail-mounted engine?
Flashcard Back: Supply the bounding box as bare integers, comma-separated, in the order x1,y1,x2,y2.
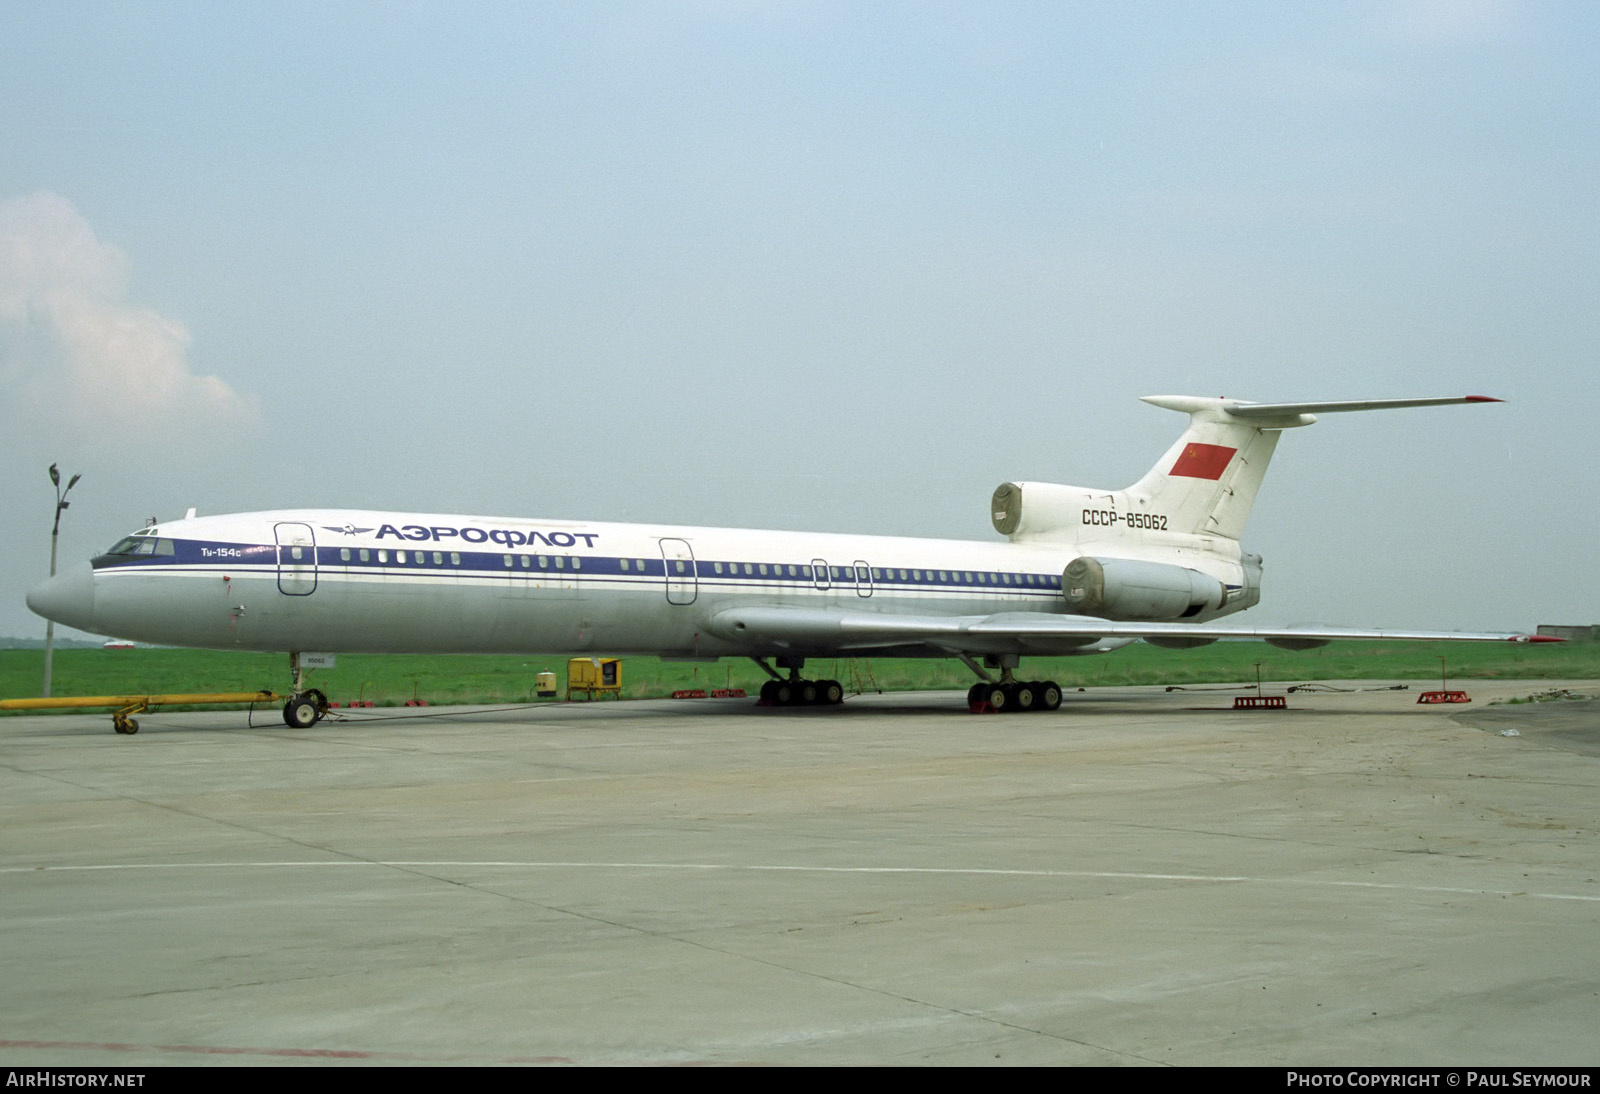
991,482,1093,539
1062,556,1226,621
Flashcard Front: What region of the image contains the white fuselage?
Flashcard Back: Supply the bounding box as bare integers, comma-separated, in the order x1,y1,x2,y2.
57,508,1251,659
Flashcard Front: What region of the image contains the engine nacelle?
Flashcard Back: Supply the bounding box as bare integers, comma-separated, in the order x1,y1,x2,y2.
991,482,1094,539
1062,556,1226,621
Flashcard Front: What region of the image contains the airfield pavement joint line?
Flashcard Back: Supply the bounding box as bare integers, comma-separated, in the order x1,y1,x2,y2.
0,691,282,734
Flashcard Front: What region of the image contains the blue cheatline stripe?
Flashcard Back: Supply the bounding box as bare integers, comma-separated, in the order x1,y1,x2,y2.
90,537,1075,598
95,537,1070,597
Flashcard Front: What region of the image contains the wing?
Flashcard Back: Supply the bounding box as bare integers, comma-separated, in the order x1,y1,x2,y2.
704,606,1554,658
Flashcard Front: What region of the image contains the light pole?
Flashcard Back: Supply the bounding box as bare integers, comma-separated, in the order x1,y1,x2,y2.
43,464,82,698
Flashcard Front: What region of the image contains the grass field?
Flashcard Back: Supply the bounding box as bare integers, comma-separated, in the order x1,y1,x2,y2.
2,639,1593,712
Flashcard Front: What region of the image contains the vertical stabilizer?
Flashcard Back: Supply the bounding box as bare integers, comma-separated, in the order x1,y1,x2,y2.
993,395,1498,544
1125,397,1299,540
1126,394,1501,541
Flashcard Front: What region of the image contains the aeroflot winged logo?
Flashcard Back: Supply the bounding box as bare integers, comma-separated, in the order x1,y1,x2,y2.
1169,443,1236,480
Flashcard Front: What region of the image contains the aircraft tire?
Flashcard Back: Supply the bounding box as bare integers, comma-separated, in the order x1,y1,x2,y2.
799,681,819,705
773,682,795,707
1012,683,1036,712
1038,681,1063,711
283,696,320,728
759,680,778,704
820,680,843,705
983,684,1009,712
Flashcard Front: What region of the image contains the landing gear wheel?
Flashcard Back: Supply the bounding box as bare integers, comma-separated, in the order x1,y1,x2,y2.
113,716,139,734
983,684,1009,712
759,680,779,704
1038,681,1063,711
283,696,321,728
772,682,795,707
1012,683,1036,712
799,681,819,705
819,680,844,705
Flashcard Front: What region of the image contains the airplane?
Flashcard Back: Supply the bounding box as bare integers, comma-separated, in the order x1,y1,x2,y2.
26,394,1555,728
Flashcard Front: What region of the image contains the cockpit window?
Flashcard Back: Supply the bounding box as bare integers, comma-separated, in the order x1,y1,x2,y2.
103,535,175,557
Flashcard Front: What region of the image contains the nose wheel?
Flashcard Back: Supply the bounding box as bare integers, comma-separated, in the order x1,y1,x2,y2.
283,652,331,727
283,689,328,728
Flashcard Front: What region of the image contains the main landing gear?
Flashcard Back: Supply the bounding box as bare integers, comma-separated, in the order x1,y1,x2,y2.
282,653,330,728
752,658,845,708
964,655,1062,714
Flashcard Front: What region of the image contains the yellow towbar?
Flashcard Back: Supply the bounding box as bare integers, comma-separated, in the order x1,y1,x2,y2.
0,692,282,734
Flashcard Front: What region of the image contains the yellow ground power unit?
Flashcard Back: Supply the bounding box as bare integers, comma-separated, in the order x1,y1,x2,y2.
566,658,621,701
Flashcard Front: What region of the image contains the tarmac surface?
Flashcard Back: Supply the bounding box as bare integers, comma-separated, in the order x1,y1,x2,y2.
1,679,1596,1066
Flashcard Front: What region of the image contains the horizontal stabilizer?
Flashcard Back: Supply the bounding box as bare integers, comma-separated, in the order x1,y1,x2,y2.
1220,395,1502,419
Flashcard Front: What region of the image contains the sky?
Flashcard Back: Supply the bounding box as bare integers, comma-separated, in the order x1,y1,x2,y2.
2,0,1596,644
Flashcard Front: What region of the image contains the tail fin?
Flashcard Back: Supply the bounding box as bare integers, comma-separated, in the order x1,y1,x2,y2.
993,395,1499,543
1128,395,1501,540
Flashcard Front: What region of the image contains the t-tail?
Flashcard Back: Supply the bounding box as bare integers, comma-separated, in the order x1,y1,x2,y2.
991,395,1501,546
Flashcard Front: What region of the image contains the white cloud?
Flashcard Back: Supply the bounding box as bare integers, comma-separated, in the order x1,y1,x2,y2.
0,191,256,438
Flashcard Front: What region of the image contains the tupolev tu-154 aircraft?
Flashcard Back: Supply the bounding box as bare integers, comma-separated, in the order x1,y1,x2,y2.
27,394,1554,727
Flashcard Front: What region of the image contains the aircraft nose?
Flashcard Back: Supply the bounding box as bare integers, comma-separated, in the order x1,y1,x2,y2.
26,563,96,631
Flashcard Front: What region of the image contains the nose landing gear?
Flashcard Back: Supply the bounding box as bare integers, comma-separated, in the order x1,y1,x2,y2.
282,653,330,728
282,688,329,728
